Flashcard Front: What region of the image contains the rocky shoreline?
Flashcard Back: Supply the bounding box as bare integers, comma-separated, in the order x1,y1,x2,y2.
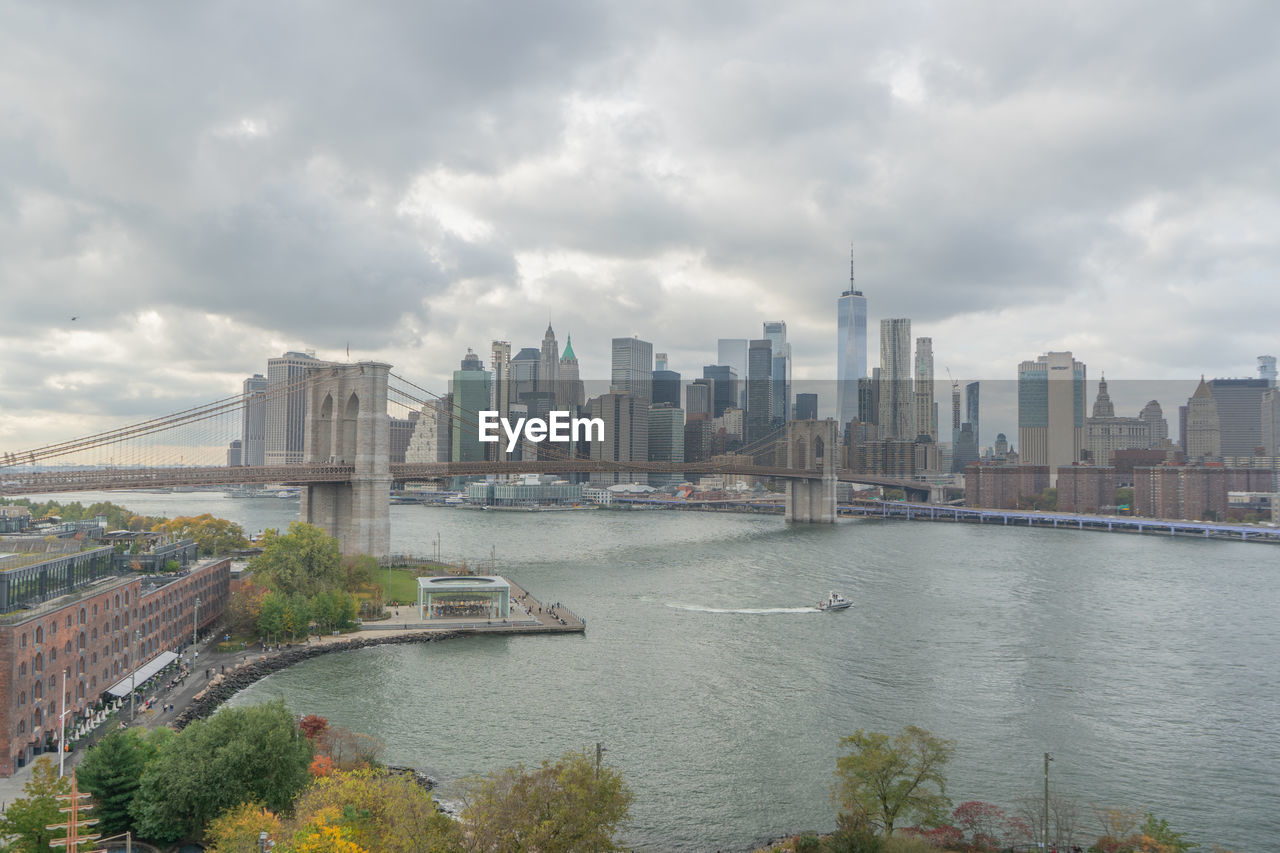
174,629,465,729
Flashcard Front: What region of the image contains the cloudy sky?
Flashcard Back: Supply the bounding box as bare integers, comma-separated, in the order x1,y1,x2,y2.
2,1,1277,452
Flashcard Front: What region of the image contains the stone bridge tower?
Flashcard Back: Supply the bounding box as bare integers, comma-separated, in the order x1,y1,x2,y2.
784,418,837,523
300,362,392,558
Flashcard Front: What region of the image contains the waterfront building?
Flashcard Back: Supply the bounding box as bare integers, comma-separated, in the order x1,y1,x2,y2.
1017,351,1086,481
763,321,791,424
1207,378,1269,456
1184,377,1222,461
702,365,739,418
404,395,452,464
746,339,774,442
1134,466,1230,521
266,351,329,466
717,339,749,409
1085,376,1152,464
589,392,648,486
1139,400,1169,446
240,374,267,467
451,350,492,463
878,319,914,440
836,252,868,432
1,554,229,776
686,380,712,418
558,337,584,409
914,338,935,441
416,576,509,621
612,337,653,404
964,464,1050,510
794,393,818,421
648,404,686,487
1056,466,1116,514
539,324,560,398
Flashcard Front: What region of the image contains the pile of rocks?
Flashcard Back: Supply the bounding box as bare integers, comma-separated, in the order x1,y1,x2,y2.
175,630,464,729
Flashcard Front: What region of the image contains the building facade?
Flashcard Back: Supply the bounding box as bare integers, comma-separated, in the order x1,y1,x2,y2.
240,374,267,467
763,321,791,424
914,338,935,441
1,556,230,776
451,350,492,462
878,319,913,440
1017,351,1086,480
964,464,1050,510
1056,466,1116,514
647,404,686,487
589,392,649,486
612,337,654,404
266,351,328,466
746,339,774,443
1184,377,1221,461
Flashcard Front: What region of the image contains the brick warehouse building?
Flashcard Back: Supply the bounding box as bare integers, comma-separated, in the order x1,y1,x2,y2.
1056,466,1117,514
964,464,1050,509
1133,465,1276,521
0,555,229,776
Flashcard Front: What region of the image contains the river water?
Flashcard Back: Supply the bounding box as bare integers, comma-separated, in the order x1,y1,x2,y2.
36,492,1280,850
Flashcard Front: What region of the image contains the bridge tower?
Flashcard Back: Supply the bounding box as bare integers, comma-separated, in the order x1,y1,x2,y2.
784,418,837,523
299,362,392,558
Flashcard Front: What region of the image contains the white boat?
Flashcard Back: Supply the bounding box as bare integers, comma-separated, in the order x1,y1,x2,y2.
818,591,852,611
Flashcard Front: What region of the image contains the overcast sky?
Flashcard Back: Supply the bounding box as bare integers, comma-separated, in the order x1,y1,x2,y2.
2,1,1277,452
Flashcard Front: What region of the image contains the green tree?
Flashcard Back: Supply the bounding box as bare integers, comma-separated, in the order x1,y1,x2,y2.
833,726,955,836
152,514,249,556
1114,487,1134,510
1136,812,1198,853
251,523,343,597
312,590,357,634
0,757,71,853
131,699,313,843
258,591,287,642
341,555,378,592
76,728,171,836
458,748,633,852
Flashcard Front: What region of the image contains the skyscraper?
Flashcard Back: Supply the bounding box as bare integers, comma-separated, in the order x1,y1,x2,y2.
241,374,267,467
510,347,541,403
490,341,512,460
913,338,935,441
836,251,868,431
717,338,749,409
763,321,790,423
1206,378,1269,456
266,351,329,466
1017,351,1086,479
612,336,654,403
1260,355,1277,387
702,365,738,418
1139,400,1168,446
746,339,774,442
795,393,818,421
647,403,685,487
1184,378,1221,460
878,319,913,440
451,349,492,462
965,381,980,449
539,324,559,397
686,380,712,417
589,392,648,486
559,336,584,408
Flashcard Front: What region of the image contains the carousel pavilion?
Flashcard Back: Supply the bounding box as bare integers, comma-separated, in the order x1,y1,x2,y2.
416,576,511,621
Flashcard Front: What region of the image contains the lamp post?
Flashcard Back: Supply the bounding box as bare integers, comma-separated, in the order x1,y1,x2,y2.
193,595,201,648
1043,752,1052,850
129,629,141,721
58,667,68,777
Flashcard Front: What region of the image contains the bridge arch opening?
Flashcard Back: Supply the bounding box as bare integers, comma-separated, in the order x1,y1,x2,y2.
315,393,334,461
340,392,360,462
796,438,808,471
814,436,824,462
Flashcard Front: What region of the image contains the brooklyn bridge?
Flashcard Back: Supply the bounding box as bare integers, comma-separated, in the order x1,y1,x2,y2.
1,362,932,556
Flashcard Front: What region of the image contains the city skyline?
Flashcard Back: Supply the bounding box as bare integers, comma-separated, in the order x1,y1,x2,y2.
2,4,1278,453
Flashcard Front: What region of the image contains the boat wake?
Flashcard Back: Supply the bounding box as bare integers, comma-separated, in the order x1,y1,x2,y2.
667,603,819,615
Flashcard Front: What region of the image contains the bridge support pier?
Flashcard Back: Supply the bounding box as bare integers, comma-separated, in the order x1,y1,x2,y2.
299,362,392,559
784,419,838,523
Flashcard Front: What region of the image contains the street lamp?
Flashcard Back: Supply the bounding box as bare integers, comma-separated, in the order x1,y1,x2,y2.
193,595,201,648
129,629,142,721
1043,752,1052,850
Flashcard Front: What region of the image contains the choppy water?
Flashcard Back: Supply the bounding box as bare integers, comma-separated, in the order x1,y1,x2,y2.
38,493,1280,850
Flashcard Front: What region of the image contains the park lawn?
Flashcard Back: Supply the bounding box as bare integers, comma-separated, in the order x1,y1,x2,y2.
379,566,433,606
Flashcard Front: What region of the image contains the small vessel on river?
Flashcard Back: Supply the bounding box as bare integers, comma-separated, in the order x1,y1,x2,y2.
818,591,852,611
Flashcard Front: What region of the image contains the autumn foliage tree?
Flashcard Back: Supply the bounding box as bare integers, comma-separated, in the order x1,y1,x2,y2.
205,802,284,853
0,757,71,853
152,514,249,555
281,769,459,853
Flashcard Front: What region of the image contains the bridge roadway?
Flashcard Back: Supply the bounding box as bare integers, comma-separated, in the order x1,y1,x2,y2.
0,461,931,499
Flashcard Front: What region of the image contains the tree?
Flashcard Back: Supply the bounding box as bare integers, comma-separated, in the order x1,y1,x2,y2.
131,699,313,843
0,757,71,853
458,749,633,852
227,583,269,637
283,769,459,853
258,591,287,643
950,801,1024,851
205,803,283,853
76,728,170,836
153,514,249,556
251,523,343,598
342,555,378,592
833,726,955,836
1136,812,1198,853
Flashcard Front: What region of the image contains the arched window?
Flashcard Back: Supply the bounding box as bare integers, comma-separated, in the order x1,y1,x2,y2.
79,608,86,625
34,652,42,672
35,626,43,644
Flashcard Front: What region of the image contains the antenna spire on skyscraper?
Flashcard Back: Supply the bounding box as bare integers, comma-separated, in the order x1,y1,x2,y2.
849,245,855,285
